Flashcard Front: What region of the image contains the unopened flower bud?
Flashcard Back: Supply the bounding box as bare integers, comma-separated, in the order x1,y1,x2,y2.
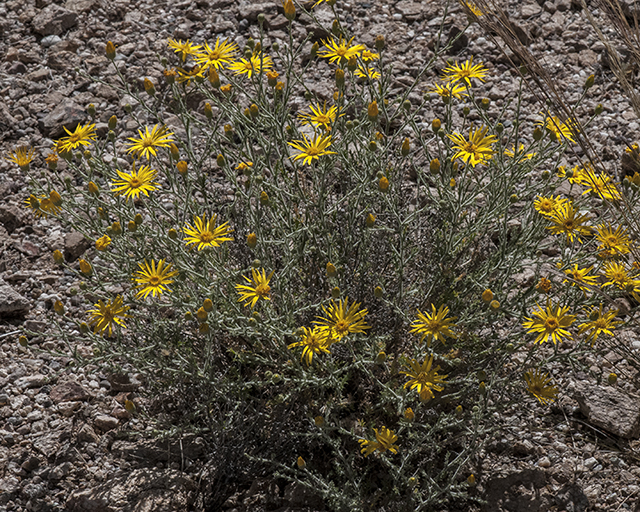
401,138,410,156
335,68,345,88
467,474,476,486
168,228,178,240
594,103,603,115
260,190,269,205
203,298,213,312
331,19,340,35
510,193,519,203
87,103,96,117
314,415,324,427
169,143,179,160
608,372,617,385
204,102,213,120
54,300,65,315
455,405,463,418
88,181,99,196
495,122,504,134
331,286,340,299
482,289,493,303
176,160,188,177
480,98,490,110
297,456,305,469
375,35,385,50
106,41,116,60
143,78,155,96
19,335,28,347
404,407,414,421
199,322,210,334
368,140,377,151
217,153,225,167
79,259,92,276
432,118,441,132
184,311,193,321
378,176,389,191
53,250,64,265
128,220,137,232
284,0,296,20
197,307,208,322
430,158,440,174
367,100,379,123
326,262,337,277
366,213,376,227
247,232,257,249
479,381,486,395
79,322,89,334
490,300,500,311
311,41,319,58
584,74,595,90
533,126,543,141
347,55,357,72
374,286,383,298
250,103,259,118
208,67,220,87
375,351,386,364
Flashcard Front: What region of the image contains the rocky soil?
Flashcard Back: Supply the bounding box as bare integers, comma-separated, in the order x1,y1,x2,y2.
2,0,640,510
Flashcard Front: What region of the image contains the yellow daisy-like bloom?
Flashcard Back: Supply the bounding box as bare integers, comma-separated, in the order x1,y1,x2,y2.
536,277,552,294
318,36,365,65
601,261,640,291
134,259,178,299
126,125,175,160
354,66,381,80
167,38,202,61
95,234,111,251
504,144,536,160
228,53,273,78
533,195,567,217
288,133,337,165
441,56,488,87
313,297,370,343
563,264,598,293
428,82,468,101
447,126,497,167
460,0,483,16
298,102,341,132
236,161,253,171
537,115,577,144
56,123,97,154
578,304,622,345
581,168,621,201
556,164,586,184
524,369,558,405
195,39,239,70
546,201,593,243
87,295,130,336
111,164,159,200
400,354,448,402
183,213,233,250
288,326,331,365
176,65,205,85
361,50,379,62
236,268,274,308
7,146,35,169
24,192,62,218
522,302,576,345
410,304,457,346
359,426,399,457
596,224,632,259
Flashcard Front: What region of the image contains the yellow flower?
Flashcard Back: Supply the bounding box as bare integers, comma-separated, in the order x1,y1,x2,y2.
563,264,598,293
288,326,331,365
596,224,632,258
601,261,640,291
56,123,96,153
313,297,370,342
176,65,205,85
359,426,399,457
504,144,536,160
126,125,175,160
236,268,274,308
133,259,179,299
460,0,483,16
581,167,621,201
546,201,592,243
95,234,111,251
167,38,201,61
298,102,341,132
361,49,379,62
79,259,92,276
7,146,35,169
195,38,238,70
183,214,233,250
354,66,381,80
578,304,622,345
400,354,447,401
24,193,61,218
87,295,129,336
441,56,488,87
524,369,558,405
228,53,273,78
556,164,586,184
404,408,415,421
447,126,497,167
318,37,365,65
236,161,253,172
288,133,337,165
536,277,552,294
428,82,468,100
410,304,457,346
537,115,577,143
522,302,575,344
111,164,159,200
533,195,567,217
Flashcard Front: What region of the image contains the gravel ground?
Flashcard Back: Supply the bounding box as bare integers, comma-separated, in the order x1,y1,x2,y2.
2,0,640,510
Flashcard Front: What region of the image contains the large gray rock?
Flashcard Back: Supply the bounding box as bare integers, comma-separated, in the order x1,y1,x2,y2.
0,205,25,233
38,99,87,138
50,381,90,403
64,231,90,261
32,4,78,36
65,469,195,512
574,383,640,439
0,278,30,316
